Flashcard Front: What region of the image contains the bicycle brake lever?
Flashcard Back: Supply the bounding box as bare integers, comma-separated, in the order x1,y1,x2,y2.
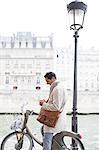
26,110,31,115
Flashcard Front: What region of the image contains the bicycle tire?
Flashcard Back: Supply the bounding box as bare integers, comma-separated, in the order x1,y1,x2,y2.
52,131,85,150
1,131,33,150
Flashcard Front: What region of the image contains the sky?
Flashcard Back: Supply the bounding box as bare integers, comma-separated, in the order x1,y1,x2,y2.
0,0,98,49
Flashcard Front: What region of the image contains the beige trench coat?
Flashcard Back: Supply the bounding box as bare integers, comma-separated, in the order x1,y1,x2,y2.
42,80,67,134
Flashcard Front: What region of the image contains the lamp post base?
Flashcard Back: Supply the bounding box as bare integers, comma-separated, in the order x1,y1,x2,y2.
72,114,78,150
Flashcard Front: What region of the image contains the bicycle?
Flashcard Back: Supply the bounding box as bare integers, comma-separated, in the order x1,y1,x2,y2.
1,109,85,150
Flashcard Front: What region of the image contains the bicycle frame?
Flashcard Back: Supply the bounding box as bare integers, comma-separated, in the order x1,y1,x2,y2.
14,110,85,150
26,125,43,146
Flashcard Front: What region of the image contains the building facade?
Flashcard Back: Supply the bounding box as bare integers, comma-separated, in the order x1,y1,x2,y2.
0,32,99,113
66,47,99,92
0,32,54,112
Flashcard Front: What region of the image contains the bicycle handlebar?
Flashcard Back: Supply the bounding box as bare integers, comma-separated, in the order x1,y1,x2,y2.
25,110,39,116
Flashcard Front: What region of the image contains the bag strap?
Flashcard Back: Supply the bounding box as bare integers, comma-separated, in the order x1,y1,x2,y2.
49,81,59,94
47,81,59,101
49,81,65,112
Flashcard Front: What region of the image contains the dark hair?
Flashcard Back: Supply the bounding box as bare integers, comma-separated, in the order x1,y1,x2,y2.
44,72,56,80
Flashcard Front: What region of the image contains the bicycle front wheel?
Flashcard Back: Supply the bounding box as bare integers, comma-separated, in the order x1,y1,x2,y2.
1,131,33,150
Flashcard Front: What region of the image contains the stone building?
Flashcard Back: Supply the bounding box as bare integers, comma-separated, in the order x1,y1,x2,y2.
0,32,54,112
0,32,99,113
66,47,99,92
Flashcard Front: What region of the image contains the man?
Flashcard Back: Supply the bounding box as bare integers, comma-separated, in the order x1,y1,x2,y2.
39,72,67,150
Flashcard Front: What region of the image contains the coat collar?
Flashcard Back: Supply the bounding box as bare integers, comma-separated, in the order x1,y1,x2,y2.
50,80,59,93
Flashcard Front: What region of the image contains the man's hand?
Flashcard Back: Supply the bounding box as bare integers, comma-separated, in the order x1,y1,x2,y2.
39,99,46,106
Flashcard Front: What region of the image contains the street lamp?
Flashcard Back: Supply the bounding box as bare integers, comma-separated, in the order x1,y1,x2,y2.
67,0,87,149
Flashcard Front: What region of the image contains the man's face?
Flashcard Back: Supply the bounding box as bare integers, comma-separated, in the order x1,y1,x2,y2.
45,77,55,85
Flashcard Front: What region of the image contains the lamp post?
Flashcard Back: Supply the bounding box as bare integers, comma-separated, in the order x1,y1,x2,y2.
67,1,87,149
